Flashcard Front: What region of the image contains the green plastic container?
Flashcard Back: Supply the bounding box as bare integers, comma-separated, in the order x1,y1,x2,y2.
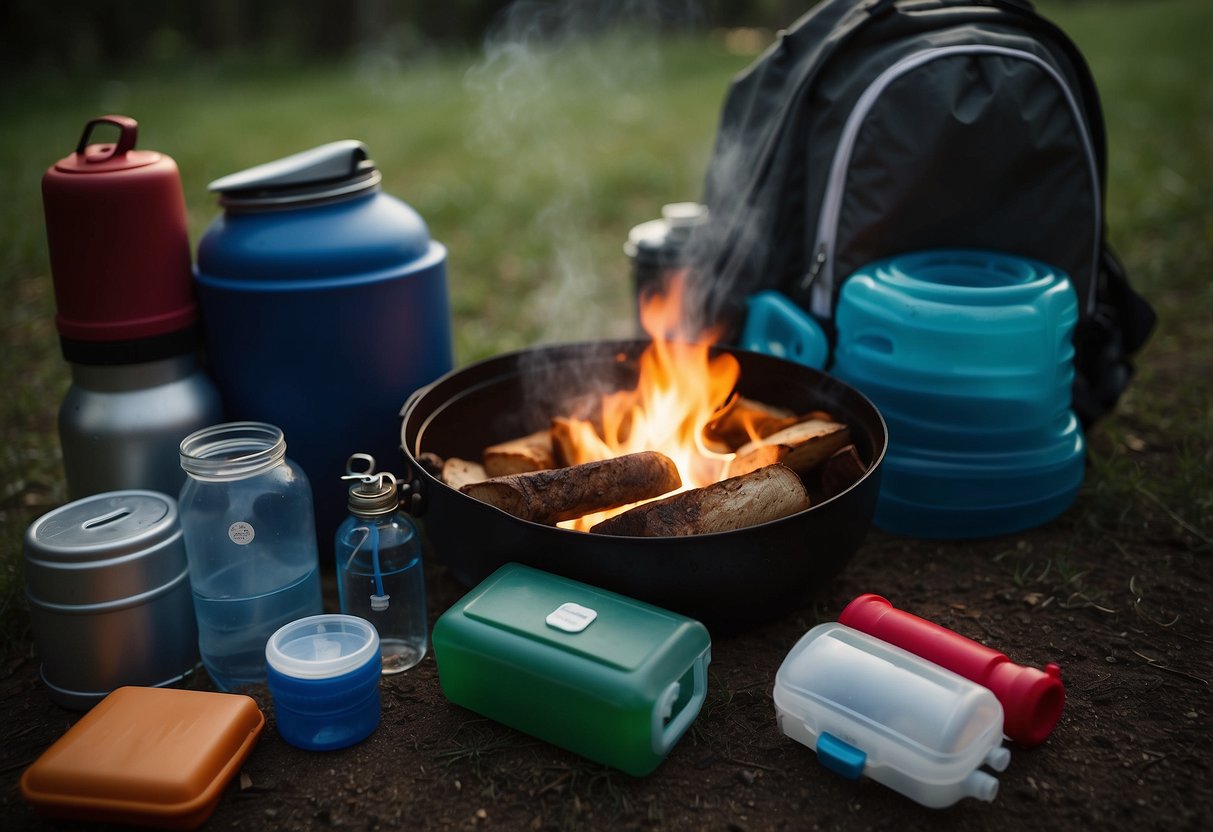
432,563,711,776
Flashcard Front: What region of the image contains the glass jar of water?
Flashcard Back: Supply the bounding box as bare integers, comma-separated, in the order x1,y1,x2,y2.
178,422,324,691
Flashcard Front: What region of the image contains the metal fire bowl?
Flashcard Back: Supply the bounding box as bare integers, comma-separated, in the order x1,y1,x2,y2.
399,339,887,634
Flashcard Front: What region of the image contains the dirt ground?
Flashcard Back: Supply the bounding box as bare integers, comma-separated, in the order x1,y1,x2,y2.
2,429,1210,832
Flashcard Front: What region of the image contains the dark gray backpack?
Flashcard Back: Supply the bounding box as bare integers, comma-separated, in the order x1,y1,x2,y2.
691,0,1155,425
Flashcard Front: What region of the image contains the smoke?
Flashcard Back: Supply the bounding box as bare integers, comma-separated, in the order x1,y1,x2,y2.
464,0,703,347
684,127,775,342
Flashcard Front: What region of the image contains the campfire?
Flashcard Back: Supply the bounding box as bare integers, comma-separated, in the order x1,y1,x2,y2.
425,278,867,536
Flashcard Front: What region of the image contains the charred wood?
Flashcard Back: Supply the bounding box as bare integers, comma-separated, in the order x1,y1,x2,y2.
460,450,681,525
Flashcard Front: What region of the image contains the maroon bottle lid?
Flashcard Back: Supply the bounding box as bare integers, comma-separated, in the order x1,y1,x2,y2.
41,115,198,348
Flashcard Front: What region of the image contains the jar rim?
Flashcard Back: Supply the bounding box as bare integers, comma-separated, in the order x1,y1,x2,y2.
180,421,286,481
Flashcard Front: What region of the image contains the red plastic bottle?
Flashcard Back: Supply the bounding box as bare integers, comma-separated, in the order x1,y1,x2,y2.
839,593,1064,747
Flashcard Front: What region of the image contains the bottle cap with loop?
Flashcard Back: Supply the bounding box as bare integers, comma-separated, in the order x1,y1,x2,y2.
341,453,399,613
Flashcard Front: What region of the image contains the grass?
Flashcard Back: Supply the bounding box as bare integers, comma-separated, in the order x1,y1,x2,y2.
1031,0,1213,556
1,0,1210,654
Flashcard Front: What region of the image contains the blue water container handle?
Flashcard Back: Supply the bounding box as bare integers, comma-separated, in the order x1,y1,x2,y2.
739,290,830,370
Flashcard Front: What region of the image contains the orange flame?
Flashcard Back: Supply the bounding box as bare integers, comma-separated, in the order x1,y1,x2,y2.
558,273,738,530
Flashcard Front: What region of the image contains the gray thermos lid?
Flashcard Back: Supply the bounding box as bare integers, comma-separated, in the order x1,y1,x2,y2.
208,140,382,209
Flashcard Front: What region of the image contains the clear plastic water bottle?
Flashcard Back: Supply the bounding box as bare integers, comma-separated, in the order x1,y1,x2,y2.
178,422,324,691
335,454,427,674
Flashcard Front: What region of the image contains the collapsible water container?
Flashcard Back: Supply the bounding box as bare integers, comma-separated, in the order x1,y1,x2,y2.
432,563,711,776
830,250,1085,537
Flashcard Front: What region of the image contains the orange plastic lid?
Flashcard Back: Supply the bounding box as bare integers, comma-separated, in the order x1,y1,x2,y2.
20,686,265,830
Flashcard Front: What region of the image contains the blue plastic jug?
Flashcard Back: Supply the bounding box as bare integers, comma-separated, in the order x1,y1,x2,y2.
194,142,453,546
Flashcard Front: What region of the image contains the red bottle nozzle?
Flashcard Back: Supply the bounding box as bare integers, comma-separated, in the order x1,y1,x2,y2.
839,594,1064,747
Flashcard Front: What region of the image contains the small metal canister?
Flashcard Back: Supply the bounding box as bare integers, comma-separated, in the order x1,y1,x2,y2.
24,490,199,709
624,202,709,329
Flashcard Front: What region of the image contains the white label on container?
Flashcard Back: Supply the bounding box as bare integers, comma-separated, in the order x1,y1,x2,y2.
228,522,255,545
546,602,597,633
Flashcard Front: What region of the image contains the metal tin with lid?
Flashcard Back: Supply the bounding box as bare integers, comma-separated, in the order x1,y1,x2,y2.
23,490,199,709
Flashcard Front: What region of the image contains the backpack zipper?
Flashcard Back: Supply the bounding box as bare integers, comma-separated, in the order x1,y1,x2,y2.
802,43,1102,319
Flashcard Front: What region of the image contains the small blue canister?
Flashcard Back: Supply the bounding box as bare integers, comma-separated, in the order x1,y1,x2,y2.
265,614,382,751
195,142,454,545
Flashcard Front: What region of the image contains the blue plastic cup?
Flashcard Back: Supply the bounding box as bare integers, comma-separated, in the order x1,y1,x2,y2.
265,614,381,751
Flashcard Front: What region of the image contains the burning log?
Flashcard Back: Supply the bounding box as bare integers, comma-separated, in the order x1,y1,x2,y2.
460,450,682,526
820,444,869,499
483,430,556,476
442,458,488,491
591,463,810,537
550,417,585,468
703,395,802,451
726,419,852,478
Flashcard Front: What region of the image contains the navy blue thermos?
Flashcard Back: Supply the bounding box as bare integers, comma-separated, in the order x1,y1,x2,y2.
194,141,453,548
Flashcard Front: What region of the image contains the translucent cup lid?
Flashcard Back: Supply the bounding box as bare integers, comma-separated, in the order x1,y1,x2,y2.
266,614,379,680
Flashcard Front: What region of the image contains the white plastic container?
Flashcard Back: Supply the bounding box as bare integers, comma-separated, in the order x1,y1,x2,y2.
773,623,1011,807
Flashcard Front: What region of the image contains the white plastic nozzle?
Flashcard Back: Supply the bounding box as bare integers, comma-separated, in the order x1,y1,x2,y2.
370,593,390,612
963,770,1000,803
985,746,1012,772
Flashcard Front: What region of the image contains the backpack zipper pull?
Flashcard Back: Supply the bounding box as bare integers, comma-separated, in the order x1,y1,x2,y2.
799,243,828,294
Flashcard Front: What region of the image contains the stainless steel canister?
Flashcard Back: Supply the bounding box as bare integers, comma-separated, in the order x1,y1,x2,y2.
23,490,200,709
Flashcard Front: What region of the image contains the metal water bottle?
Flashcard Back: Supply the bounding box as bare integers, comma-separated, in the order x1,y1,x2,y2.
624,202,709,330
42,115,223,498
